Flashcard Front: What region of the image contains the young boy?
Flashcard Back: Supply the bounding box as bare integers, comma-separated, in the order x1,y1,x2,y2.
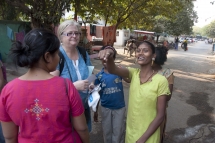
94,46,126,143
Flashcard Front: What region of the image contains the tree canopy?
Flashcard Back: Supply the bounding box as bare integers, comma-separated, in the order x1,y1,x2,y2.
0,0,19,20
88,0,184,30
3,0,72,30
163,1,197,36
77,0,197,36
1,0,197,36
201,20,215,38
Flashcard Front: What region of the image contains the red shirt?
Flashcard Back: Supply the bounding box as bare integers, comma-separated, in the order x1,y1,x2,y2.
0,77,84,143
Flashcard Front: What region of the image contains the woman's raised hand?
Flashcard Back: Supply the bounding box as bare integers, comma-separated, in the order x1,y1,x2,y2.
98,49,114,61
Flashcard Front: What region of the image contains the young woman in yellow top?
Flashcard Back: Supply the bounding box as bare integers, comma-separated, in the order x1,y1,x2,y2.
98,41,170,143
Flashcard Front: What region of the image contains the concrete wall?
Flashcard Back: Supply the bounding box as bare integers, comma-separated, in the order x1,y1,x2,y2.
114,29,130,46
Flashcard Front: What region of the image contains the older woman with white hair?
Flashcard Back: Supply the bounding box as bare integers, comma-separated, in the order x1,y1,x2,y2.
51,20,93,132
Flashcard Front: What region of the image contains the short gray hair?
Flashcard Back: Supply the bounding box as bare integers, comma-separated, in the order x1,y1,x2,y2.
57,19,81,39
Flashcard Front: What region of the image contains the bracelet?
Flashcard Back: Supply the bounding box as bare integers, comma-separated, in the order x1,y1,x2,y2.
104,46,116,54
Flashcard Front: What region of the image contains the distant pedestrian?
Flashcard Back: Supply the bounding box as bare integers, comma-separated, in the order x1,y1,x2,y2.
175,37,179,50
124,40,131,55
0,28,89,143
0,59,7,143
182,39,188,51
98,41,170,143
94,46,126,143
153,46,174,143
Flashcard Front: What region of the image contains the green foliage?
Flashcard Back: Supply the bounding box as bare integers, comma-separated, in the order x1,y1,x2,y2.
0,0,19,20
193,26,203,36
4,0,72,30
83,0,150,28
81,0,187,32
202,20,215,38
72,0,99,25
124,0,183,30
1,0,197,35
162,0,198,36
210,1,215,5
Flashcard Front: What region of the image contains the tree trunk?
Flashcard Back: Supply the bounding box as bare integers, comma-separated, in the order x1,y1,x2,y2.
31,16,54,32
156,35,160,43
74,0,80,21
74,8,77,21
104,14,109,27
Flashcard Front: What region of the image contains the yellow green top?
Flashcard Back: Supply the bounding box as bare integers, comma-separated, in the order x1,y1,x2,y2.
125,67,170,143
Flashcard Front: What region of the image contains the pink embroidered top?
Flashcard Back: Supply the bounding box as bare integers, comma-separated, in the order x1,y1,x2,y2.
0,76,84,143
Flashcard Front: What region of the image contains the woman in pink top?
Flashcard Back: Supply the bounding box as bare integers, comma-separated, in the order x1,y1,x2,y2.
0,29,89,143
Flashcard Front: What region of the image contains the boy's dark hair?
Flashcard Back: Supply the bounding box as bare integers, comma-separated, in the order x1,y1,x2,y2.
10,28,60,68
100,45,116,59
154,46,168,65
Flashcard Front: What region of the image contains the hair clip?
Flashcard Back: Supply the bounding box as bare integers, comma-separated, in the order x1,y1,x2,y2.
39,32,42,36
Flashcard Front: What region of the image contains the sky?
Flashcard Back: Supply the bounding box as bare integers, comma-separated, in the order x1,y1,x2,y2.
194,0,215,27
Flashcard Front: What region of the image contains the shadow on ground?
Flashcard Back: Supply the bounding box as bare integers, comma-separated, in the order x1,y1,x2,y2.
165,92,215,143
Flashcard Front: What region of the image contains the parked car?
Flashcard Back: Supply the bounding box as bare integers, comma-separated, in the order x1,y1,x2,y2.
179,37,185,43
186,38,193,43
192,38,198,42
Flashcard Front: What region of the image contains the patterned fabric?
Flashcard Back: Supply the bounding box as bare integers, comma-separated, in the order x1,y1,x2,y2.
0,77,84,143
24,99,50,121
157,68,173,78
94,68,125,109
103,26,116,45
125,67,170,143
157,68,174,84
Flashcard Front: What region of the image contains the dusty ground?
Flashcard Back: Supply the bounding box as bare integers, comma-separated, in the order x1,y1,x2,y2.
4,41,215,143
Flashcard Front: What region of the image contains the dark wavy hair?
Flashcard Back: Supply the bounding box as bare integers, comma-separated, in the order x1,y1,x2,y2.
10,28,60,68
138,41,155,54
154,46,168,65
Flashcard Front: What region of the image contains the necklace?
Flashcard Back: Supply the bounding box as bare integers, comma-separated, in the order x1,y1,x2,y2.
139,70,155,84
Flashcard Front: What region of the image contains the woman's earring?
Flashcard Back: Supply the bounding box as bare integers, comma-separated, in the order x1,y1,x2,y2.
151,58,155,66
61,42,63,45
